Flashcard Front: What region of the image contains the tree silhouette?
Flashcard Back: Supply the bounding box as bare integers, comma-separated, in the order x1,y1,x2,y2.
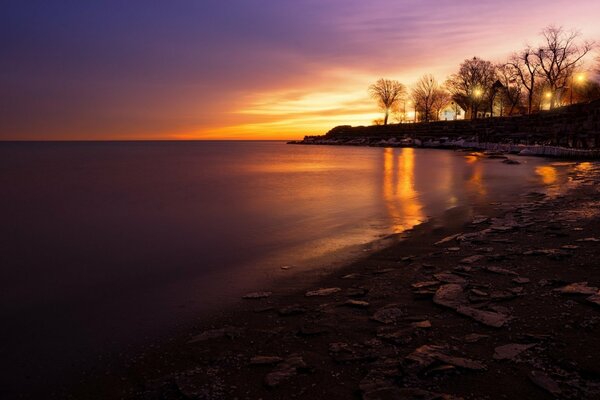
445,57,496,119
534,25,594,108
369,78,406,125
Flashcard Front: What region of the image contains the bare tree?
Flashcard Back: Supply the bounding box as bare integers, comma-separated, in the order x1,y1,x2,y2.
445,57,496,119
508,49,540,114
368,78,406,125
496,63,524,115
411,74,449,122
431,90,451,121
534,25,594,108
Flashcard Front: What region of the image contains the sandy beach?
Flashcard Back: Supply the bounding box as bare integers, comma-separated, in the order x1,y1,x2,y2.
53,156,600,400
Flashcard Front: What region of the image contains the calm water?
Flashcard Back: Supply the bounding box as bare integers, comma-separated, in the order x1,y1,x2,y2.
0,141,577,393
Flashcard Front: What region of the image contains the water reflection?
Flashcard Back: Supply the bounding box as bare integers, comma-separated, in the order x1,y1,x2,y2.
383,148,424,233
466,158,487,197
536,165,558,185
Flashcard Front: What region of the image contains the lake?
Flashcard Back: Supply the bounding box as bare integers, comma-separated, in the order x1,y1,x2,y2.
0,141,575,394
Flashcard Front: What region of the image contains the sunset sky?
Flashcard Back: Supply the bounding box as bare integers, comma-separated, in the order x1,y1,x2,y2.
2,0,600,140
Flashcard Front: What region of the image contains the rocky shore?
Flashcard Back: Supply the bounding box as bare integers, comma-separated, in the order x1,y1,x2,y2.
64,160,600,400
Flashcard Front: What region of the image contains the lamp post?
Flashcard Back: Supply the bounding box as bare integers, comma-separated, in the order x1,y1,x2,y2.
570,73,585,105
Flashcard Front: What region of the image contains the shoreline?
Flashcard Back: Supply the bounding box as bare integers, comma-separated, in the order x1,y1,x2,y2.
289,140,600,159
57,160,600,399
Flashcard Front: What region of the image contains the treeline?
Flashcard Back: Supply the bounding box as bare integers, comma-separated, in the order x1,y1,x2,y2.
369,25,599,125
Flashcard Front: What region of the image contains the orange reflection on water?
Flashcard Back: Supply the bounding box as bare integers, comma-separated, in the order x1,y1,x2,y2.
536,166,558,185
383,148,424,233
575,162,592,172
465,156,487,197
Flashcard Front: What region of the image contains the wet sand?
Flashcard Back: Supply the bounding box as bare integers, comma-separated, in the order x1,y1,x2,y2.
51,158,600,400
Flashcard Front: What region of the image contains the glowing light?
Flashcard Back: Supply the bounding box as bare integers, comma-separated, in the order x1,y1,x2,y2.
473,89,482,97
576,73,585,83
382,148,424,233
545,92,552,98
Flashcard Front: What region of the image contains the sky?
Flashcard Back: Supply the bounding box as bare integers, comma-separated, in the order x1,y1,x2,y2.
1,0,600,140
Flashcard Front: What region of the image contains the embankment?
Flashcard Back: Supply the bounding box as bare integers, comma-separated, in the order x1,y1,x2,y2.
290,100,600,158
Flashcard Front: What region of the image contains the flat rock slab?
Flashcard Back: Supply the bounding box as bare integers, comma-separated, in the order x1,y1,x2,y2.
512,277,531,284
371,307,404,324
434,234,460,245
576,237,600,242
493,343,536,360
529,370,562,396
433,284,466,308
485,266,518,276
242,291,272,299
264,354,307,387
434,272,467,284
587,292,600,306
554,282,598,295
459,255,485,264
455,306,510,328
463,333,489,343
343,299,370,308
305,287,341,297
405,345,486,371
411,281,440,289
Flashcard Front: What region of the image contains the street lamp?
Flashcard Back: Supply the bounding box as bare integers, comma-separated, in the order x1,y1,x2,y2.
570,73,586,105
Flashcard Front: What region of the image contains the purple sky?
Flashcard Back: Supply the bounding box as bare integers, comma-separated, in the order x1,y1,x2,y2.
1,0,599,140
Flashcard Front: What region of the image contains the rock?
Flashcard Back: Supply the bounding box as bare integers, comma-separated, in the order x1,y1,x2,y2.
485,266,518,276
242,291,272,299
411,281,440,289
342,273,363,279
344,299,370,308
435,233,461,245
554,282,599,295
433,284,466,308
411,320,432,329
305,287,341,297
463,333,489,343
493,343,536,360
264,354,307,387
561,245,580,250
470,289,488,297
405,345,486,371
587,292,600,306
278,304,307,316
250,356,283,365
459,255,484,264
434,352,486,371
472,216,490,224
372,307,404,324
455,306,510,328
188,326,244,343
280,265,292,270
377,327,414,345
434,272,467,284
529,370,561,396
576,237,600,242
447,247,461,252
502,158,520,164
512,277,531,284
